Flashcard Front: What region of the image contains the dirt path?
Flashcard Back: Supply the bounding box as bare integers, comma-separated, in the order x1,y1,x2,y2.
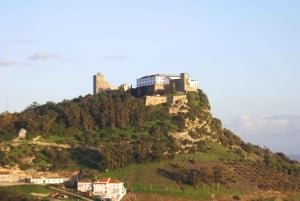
48,186,93,201
28,141,71,148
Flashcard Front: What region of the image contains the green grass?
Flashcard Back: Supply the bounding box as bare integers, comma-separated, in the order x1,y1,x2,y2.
172,143,240,162
97,142,243,199
200,143,240,161
0,185,51,196
41,135,77,144
0,185,77,201
100,153,240,200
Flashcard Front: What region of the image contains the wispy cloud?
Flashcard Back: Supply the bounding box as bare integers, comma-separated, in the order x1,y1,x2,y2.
29,52,62,60
101,55,131,60
230,114,300,136
227,114,300,154
264,115,300,120
0,60,29,67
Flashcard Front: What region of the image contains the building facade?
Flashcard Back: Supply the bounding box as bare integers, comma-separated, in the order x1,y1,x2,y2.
136,72,198,96
93,178,126,200
136,74,174,87
30,177,64,184
0,171,11,182
77,177,126,201
77,179,93,192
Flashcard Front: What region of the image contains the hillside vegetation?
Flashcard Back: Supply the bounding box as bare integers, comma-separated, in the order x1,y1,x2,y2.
1,89,300,199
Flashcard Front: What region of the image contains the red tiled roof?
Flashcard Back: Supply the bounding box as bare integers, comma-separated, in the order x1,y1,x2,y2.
0,171,9,175
78,179,92,183
108,178,121,183
97,177,110,183
94,178,122,184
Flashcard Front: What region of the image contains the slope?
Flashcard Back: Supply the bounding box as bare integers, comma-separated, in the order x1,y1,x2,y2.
0,89,300,200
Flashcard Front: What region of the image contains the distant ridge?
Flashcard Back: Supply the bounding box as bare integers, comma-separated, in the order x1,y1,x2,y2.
288,155,300,162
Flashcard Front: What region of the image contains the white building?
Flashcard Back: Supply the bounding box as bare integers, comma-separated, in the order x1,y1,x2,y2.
30,177,64,184
0,171,11,182
188,79,198,89
92,178,126,201
77,179,93,192
136,74,174,87
136,73,198,92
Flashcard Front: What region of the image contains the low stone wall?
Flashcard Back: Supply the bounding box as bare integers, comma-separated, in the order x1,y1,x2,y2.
145,95,187,106
145,96,168,106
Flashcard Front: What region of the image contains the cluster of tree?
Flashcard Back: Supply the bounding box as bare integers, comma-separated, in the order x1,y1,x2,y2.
0,90,185,170
0,90,214,142
1,89,299,177
1,133,177,171
0,91,161,141
158,165,225,186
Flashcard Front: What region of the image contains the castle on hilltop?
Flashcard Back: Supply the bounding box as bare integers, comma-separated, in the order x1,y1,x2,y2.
93,73,129,95
93,72,198,96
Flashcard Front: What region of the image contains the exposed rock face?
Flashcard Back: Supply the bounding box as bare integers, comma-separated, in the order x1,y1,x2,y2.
18,128,27,139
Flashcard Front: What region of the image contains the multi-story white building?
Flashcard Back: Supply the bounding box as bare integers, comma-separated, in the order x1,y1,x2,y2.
136,73,198,93
78,177,126,201
77,179,93,192
136,74,175,87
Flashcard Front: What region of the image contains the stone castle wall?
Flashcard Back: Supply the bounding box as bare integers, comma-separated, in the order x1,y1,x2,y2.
145,96,168,106
168,95,187,104
93,73,127,94
145,95,187,106
178,73,198,92
93,73,112,94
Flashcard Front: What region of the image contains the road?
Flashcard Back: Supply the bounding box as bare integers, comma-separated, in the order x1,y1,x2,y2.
48,186,93,201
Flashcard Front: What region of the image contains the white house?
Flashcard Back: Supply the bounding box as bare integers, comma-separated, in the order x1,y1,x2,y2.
92,178,126,201
0,171,11,182
77,179,93,192
30,177,64,184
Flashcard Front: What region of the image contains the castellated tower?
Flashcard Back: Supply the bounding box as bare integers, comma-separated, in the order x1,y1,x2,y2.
179,72,198,92
180,72,189,92
93,73,112,95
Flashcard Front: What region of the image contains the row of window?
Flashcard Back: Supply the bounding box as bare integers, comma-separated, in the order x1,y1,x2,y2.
137,76,168,87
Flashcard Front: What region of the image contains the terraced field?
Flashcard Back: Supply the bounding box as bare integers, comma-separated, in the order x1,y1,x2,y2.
226,161,300,191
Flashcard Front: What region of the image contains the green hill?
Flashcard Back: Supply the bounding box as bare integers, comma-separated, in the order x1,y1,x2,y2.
1,89,300,200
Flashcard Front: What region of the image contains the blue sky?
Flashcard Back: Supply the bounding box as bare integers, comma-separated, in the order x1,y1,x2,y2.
1,1,300,154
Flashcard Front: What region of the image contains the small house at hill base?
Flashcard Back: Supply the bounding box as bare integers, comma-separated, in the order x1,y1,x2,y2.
30,177,65,184
78,177,126,201
77,178,93,192
0,171,11,182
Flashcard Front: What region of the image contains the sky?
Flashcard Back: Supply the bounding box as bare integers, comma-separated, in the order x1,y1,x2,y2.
1,0,300,155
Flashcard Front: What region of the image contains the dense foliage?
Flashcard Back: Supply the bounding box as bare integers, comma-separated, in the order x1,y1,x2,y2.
1,89,299,189
0,90,181,170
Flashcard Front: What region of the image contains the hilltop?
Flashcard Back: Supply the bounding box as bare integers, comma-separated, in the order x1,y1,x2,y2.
0,88,300,200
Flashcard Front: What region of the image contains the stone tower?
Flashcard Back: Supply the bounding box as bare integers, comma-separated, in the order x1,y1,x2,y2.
180,72,189,92
93,73,112,95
